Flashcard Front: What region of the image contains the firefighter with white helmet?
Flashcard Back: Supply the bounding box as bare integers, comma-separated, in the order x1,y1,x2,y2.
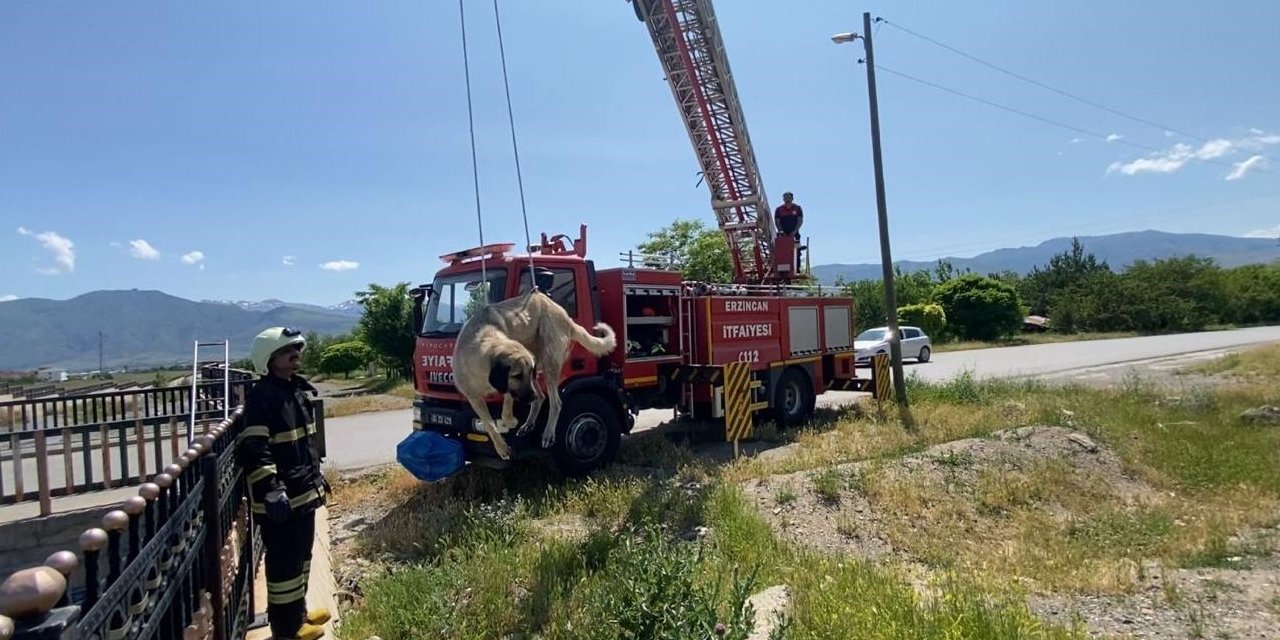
239,327,330,639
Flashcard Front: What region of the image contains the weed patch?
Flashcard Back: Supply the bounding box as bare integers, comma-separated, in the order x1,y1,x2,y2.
780,559,1086,639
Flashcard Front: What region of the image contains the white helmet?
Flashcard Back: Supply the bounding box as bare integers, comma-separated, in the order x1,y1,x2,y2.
250,327,306,375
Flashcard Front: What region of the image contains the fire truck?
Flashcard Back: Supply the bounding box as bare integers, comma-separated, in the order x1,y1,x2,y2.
407,0,880,476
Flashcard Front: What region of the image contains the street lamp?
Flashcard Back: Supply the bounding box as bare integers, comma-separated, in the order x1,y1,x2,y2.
832,14,910,410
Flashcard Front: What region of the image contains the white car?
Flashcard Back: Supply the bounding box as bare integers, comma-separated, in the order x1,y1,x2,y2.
854,326,932,364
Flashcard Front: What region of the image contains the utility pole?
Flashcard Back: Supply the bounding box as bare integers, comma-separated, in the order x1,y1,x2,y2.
833,14,908,408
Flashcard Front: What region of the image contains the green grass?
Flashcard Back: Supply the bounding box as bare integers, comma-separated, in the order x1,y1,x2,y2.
781,560,1085,640
1182,344,1280,379
810,468,845,504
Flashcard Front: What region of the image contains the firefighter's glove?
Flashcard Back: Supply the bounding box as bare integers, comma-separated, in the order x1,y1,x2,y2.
265,488,291,523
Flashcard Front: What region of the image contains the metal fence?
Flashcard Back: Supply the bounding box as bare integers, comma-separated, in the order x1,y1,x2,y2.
1,379,254,517
1,398,327,640
1,378,247,433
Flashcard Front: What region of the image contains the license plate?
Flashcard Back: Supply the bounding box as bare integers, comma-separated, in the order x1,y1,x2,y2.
426,411,453,427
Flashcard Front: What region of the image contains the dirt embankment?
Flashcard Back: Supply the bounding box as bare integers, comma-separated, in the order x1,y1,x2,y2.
741,425,1280,639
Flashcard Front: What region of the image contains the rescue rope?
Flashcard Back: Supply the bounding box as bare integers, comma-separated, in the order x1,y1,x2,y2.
458,0,488,289
491,0,538,290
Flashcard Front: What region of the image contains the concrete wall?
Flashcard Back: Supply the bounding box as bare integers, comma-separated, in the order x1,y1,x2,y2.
0,503,112,583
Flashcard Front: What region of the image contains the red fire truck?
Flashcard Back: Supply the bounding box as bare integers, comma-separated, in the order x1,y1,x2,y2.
407,0,878,476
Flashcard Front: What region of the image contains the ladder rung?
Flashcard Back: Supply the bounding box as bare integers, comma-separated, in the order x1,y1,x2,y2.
712,197,759,210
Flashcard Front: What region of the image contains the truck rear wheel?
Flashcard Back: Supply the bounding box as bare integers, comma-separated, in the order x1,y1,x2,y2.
772,367,816,428
552,393,621,477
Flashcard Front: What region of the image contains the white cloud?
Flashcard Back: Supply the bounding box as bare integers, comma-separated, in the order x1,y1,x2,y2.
320,260,359,271
1107,138,1249,177
1196,138,1233,159
1226,155,1268,181
181,250,205,265
109,241,122,248
1108,144,1194,175
1245,224,1280,238
17,226,76,274
0,295,17,302
282,255,297,267
1069,138,1082,144
1239,129,1280,149
129,239,161,261
1106,133,1123,142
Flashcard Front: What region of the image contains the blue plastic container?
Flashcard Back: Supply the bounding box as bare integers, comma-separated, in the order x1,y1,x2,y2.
396,430,466,482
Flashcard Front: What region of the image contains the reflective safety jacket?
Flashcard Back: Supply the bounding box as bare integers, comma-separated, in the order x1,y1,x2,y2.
238,374,327,516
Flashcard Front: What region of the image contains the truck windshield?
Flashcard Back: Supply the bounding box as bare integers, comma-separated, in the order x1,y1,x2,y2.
422,270,508,336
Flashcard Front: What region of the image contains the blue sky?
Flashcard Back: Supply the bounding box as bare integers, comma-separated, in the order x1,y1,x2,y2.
3,1,1278,306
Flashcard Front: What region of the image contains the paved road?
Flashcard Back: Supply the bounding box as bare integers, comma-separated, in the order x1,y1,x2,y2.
316,326,1280,472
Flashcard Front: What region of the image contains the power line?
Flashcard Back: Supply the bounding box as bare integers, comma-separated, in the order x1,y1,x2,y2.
872,63,1252,173
877,17,1207,142
874,64,1155,151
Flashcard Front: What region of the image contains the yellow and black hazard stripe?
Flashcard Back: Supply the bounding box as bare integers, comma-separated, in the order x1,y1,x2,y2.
667,364,724,385
872,353,891,401
722,361,752,442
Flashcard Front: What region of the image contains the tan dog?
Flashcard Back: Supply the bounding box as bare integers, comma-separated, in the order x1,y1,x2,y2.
451,289,617,459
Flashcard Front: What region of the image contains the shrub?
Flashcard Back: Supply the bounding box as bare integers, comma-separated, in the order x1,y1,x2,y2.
933,274,1024,341
897,303,946,338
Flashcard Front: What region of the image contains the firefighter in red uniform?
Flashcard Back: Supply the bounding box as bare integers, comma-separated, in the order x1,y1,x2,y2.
774,192,804,269
774,191,803,239
240,327,331,640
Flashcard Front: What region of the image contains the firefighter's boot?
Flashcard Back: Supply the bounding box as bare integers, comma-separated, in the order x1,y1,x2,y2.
284,622,326,640
305,608,331,626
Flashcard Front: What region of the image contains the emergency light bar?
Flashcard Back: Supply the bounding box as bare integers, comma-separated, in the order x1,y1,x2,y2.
440,242,516,265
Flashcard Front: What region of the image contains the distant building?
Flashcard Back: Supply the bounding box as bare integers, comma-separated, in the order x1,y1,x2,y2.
36,368,69,382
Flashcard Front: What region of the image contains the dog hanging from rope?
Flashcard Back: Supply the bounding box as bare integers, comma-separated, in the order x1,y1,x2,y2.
451,288,618,460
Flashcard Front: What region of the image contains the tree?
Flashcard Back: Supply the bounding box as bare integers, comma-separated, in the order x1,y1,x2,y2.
897,303,947,338
318,342,373,379
1115,256,1227,333
1222,263,1280,325
894,267,937,307
841,279,886,333
1045,270,1125,333
638,219,733,282
933,274,1024,341
355,282,416,378
1022,238,1112,317
299,331,351,375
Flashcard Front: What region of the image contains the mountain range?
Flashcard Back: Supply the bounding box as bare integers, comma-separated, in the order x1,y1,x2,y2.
812,230,1279,285
0,290,360,371
201,298,363,317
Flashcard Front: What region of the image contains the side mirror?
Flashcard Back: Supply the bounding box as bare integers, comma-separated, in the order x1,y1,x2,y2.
409,284,432,336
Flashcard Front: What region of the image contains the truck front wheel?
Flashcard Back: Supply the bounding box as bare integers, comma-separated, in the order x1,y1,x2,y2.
552,393,621,477
772,367,816,428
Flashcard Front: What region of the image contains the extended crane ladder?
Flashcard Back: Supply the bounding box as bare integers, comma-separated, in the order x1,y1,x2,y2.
633,0,775,283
